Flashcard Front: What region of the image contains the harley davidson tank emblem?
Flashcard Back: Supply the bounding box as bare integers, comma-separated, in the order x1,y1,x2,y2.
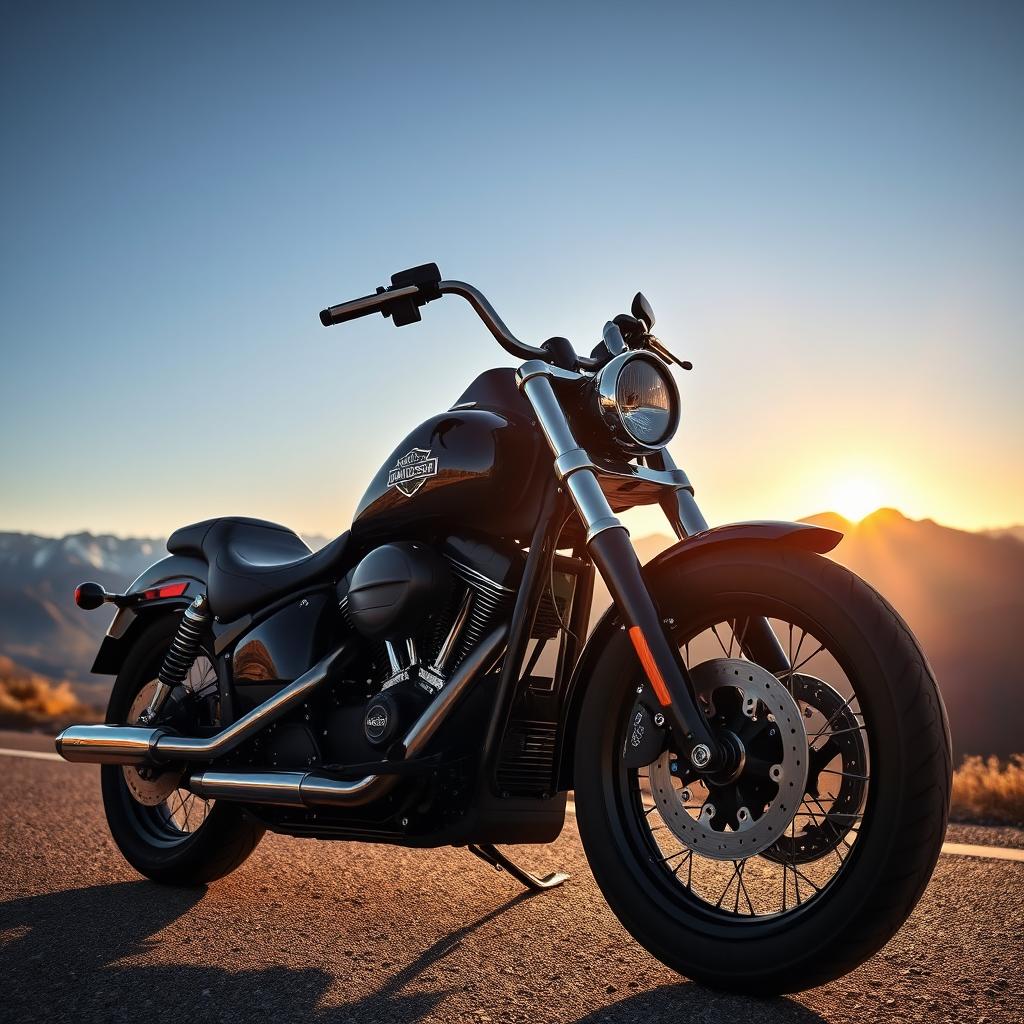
387,448,439,497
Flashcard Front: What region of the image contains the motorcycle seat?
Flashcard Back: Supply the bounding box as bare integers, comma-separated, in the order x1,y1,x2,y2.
167,517,351,621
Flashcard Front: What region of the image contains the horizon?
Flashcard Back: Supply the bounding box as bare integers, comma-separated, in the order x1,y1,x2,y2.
3,504,1020,544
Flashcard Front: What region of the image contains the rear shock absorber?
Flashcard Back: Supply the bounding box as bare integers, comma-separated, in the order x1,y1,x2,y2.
138,594,212,725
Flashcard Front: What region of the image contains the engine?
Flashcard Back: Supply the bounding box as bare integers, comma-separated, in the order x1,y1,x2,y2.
338,537,518,753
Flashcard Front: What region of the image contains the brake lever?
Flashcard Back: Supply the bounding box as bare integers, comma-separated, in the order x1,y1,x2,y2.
647,335,692,371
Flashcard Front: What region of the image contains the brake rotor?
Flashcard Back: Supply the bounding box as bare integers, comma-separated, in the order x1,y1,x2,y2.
761,673,868,865
648,658,808,861
122,681,183,806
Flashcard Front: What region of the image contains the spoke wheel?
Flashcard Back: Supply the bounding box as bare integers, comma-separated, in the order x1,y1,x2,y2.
121,656,218,842
571,542,950,993
101,615,265,884
629,606,870,919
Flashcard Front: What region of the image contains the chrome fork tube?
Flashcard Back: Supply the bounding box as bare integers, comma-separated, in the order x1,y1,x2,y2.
517,362,723,765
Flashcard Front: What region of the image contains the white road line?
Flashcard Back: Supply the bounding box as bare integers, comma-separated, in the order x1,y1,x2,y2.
2,748,1021,863
940,842,1024,863
0,746,61,762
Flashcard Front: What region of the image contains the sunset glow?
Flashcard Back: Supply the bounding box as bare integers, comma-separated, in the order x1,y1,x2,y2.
826,476,886,524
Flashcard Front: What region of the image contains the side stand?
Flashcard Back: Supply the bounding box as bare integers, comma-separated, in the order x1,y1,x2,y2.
467,843,569,891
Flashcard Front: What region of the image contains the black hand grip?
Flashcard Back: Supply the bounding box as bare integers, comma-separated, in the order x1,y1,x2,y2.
319,285,421,327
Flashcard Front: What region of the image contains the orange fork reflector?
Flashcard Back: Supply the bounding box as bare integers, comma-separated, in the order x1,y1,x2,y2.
628,626,672,706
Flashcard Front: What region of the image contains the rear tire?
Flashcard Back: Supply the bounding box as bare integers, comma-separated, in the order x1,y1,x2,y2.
574,542,951,994
101,615,264,886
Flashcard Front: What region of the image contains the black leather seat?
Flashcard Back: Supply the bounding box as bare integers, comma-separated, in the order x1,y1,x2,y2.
167,517,351,621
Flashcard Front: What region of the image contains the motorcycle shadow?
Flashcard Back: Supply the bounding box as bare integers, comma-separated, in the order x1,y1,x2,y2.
571,986,827,1024
0,879,520,1023
0,880,825,1024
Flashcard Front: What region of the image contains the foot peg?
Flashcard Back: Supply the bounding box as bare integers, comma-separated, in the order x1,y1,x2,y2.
467,843,569,891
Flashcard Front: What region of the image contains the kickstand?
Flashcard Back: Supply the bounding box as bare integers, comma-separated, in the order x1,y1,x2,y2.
467,843,569,891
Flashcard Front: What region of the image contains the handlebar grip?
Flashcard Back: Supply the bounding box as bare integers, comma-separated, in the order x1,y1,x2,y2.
318,285,421,327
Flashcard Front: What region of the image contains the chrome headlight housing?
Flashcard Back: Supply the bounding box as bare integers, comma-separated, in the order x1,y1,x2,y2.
594,351,680,454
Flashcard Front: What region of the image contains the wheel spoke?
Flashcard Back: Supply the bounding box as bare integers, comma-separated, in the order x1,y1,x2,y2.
819,767,870,782
806,692,858,746
791,642,826,675
731,617,752,660
711,624,731,658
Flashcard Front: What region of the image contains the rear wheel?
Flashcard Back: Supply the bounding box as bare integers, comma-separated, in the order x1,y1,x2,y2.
101,616,264,885
574,543,951,994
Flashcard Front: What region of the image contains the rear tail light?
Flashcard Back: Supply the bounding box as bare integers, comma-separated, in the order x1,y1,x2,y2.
139,582,189,602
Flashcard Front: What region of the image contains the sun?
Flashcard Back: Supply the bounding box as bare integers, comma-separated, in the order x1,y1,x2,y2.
827,476,884,523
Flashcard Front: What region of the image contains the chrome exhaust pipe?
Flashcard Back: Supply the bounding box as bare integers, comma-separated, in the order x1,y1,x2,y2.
55,724,163,765
55,644,352,765
187,768,385,807
189,625,507,809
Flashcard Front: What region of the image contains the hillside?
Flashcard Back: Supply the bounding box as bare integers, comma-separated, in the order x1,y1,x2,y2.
0,530,330,685
0,532,163,683
0,514,1020,758
592,510,1023,760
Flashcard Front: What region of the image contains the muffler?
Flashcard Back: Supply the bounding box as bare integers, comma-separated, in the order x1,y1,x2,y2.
55,644,353,766
188,625,507,809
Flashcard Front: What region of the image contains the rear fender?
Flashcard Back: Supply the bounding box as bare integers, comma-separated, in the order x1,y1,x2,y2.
556,521,842,790
90,554,207,674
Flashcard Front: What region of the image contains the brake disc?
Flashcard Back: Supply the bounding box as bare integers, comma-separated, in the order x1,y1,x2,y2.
761,673,868,865
122,681,183,806
648,658,808,861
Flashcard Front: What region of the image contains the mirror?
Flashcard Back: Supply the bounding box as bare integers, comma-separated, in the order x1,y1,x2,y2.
602,320,627,356
631,292,655,331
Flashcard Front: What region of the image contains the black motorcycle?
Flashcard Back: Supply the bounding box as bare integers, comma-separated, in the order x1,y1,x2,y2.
58,264,951,993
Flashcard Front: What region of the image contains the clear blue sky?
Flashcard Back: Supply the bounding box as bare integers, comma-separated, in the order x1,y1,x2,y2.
2,2,1022,538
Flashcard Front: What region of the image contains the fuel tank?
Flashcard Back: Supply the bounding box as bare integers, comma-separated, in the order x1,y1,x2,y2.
352,368,547,544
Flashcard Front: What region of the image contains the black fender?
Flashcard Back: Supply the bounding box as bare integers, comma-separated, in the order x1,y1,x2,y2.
556,520,843,790
90,554,207,674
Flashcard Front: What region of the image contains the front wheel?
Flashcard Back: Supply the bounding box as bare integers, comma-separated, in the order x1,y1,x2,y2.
574,542,951,994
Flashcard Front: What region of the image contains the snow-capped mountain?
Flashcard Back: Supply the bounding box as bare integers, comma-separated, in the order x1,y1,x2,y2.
0,531,329,687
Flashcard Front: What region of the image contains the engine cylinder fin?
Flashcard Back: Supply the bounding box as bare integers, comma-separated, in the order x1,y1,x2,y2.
446,558,515,670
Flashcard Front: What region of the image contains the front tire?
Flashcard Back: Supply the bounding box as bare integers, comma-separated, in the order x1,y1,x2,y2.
101,616,264,885
574,542,951,994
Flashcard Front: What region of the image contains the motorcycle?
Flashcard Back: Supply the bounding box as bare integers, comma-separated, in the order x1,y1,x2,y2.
57,264,951,993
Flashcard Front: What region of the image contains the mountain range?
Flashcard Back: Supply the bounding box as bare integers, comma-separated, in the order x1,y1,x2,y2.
0,512,1020,758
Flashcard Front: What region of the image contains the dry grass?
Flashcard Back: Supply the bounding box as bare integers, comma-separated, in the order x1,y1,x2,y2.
0,655,100,730
951,754,1024,826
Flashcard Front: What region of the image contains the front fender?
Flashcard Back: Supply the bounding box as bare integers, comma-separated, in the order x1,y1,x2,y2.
90,554,207,674
556,520,842,790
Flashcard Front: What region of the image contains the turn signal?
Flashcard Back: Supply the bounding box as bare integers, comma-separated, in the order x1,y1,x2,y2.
74,582,109,610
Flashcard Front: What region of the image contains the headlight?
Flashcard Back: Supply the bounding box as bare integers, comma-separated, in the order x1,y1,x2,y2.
595,352,680,453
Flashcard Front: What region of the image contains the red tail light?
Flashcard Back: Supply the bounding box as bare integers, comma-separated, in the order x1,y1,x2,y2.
139,582,189,602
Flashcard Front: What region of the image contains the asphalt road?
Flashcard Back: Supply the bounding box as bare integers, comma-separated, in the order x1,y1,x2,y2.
1,731,1021,1024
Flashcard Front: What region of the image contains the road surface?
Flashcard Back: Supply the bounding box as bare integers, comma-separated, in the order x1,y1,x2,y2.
1,731,1021,1024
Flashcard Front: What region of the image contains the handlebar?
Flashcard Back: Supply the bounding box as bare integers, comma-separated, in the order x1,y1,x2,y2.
436,281,549,362
319,285,421,327
319,264,615,371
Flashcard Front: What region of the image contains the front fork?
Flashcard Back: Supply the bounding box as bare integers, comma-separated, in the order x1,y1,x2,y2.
648,449,791,675
519,367,789,771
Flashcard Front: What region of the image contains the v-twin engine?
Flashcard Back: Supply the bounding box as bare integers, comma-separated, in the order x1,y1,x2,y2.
339,537,516,750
